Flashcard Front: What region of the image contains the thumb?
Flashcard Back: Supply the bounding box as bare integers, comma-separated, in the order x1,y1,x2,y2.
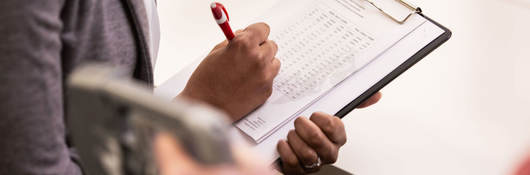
213,40,229,50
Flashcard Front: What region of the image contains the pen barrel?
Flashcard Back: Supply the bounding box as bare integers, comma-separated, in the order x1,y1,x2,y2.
219,22,235,40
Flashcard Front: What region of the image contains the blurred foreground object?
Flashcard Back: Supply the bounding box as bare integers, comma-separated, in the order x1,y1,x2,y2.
516,154,530,175
66,64,233,175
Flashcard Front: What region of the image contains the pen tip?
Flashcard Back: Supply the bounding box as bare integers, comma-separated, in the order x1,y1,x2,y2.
210,2,217,9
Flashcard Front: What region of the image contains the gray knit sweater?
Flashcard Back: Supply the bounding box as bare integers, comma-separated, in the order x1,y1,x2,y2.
0,0,154,174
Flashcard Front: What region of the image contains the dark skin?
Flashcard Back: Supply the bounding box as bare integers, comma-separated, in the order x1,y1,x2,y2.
179,22,383,175
180,23,280,121
277,93,381,175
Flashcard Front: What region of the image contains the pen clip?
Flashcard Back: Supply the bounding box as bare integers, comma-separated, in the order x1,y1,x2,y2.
220,4,230,22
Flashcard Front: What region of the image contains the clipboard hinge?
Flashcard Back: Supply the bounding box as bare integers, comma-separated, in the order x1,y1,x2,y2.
365,0,422,24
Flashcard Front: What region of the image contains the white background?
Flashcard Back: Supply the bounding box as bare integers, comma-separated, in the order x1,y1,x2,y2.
154,0,530,174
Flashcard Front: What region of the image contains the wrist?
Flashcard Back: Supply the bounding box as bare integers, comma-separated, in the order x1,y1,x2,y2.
177,88,236,121
176,88,211,106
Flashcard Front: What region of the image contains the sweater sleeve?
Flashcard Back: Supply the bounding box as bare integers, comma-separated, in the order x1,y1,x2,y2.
0,0,83,174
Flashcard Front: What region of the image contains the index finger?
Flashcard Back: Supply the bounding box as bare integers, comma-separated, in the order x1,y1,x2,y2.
243,23,270,45
294,117,339,164
357,92,382,109
309,112,346,146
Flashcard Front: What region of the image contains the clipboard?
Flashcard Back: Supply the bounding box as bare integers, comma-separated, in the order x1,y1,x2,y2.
154,0,452,164
264,1,453,165
335,1,452,118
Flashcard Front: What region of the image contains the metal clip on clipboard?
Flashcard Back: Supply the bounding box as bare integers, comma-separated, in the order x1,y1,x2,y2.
364,0,422,24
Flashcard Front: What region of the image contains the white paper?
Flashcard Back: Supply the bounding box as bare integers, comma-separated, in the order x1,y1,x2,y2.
234,0,426,143
246,20,445,164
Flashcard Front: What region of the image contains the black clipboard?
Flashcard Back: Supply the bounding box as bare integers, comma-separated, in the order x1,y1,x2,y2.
274,12,451,167
335,13,452,118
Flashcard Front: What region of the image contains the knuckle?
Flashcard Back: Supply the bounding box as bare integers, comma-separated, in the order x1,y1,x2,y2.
242,39,254,49
341,136,347,146
302,149,316,161
285,157,299,167
264,85,273,98
233,36,252,49
307,132,323,147
254,59,267,70
273,58,281,67
323,122,336,135
247,50,262,61
258,70,270,83
328,155,338,164
251,50,263,58
258,22,270,31
263,68,277,82
271,40,278,48
262,22,271,29
312,113,335,131
322,146,338,164
271,59,282,74
323,114,334,124
335,117,346,132
333,118,347,145
307,130,320,139
262,50,274,60
310,111,327,120
333,116,343,125
322,115,334,126
250,58,267,72
267,41,278,53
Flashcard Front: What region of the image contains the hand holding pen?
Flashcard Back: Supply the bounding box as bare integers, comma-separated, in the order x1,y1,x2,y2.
179,3,280,121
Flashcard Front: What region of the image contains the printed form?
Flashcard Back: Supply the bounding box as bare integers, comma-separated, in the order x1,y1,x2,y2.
235,0,427,143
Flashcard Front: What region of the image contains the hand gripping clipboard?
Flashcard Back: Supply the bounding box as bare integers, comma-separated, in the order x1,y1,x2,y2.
264,0,453,164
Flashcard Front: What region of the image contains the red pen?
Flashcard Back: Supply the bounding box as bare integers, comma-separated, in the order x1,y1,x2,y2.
211,2,235,40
